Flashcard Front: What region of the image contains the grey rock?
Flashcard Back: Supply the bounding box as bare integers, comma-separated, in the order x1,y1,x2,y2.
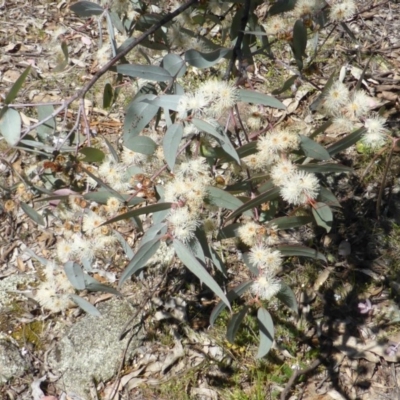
48,299,144,399
0,336,30,384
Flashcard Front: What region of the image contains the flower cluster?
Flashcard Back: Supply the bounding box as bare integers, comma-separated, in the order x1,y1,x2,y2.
274,161,320,206
34,261,74,313
177,80,238,120
249,243,283,301
323,80,389,149
165,158,211,243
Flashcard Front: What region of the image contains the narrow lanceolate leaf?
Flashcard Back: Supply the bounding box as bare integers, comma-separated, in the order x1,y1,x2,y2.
163,123,183,171
103,83,114,108
237,89,286,110
312,202,333,232
207,186,252,217
85,281,121,296
124,135,157,155
20,201,45,226
292,19,307,71
327,127,366,156
227,186,280,221
276,283,298,314
4,66,31,105
36,105,56,141
64,262,86,290
299,135,331,160
162,53,186,78
257,308,274,358
70,0,104,16
102,203,172,226
216,223,240,240
185,48,231,68
79,147,105,163
116,64,172,82
210,280,253,326
146,95,183,111
53,41,69,73
227,306,250,344
81,167,125,202
277,245,327,262
0,107,21,146
70,294,101,316
192,118,240,164
113,230,135,259
318,186,341,208
123,94,159,139
270,215,313,230
173,239,231,310
298,163,353,174
118,236,162,287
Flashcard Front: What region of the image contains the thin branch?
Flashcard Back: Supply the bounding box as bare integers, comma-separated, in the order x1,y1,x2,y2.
19,0,199,140
223,0,251,80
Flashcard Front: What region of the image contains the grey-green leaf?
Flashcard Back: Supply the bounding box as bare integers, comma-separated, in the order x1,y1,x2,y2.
125,135,157,155
163,123,183,171
327,127,366,156
103,83,113,108
20,201,45,226
185,48,231,68
318,186,341,208
116,64,172,82
70,0,104,16
162,53,186,78
102,203,172,226
79,147,105,162
298,163,353,174
299,135,331,160
237,89,285,110
119,237,162,287
210,280,252,326
4,66,31,105
146,95,183,111
207,186,252,217
36,105,56,141
64,261,86,290
227,306,250,344
292,19,307,71
269,215,313,230
174,239,231,310
227,186,280,221
312,202,333,232
113,230,134,259
123,95,159,139
257,307,274,358
52,41,69,73
277,245,326,262
0,107,21,146
70,294,101,316
276,283,298,314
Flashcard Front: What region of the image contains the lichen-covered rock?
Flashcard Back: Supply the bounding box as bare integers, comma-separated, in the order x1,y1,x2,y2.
48,299,144,399
0,335,30,384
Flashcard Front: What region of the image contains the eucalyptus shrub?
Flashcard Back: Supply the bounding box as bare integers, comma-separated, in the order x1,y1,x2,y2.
0,0,391,358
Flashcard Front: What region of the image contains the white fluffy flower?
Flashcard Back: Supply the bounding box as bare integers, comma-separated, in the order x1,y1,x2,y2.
345,90,371,118
82,211,105,234
251,272,281,301
323,81,349,115
270,160,297,186
362,115,388,149
329,0,356,22
279,170,319,205
237,221,262,247
249,244,283,272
